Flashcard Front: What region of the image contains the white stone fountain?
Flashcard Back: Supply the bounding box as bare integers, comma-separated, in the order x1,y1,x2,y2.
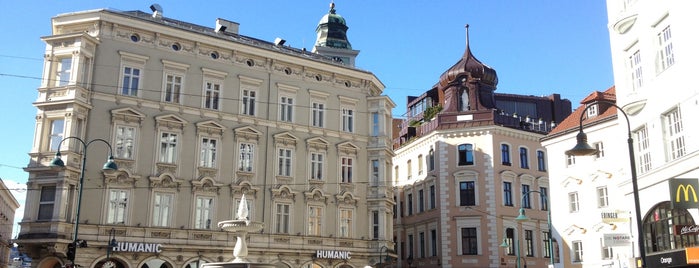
201,195,275,268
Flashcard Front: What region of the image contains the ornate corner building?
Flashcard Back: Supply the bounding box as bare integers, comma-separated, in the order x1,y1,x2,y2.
16,3,394,268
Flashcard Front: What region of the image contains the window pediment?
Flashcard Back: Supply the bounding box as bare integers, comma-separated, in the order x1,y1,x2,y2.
155,114,188,130
196,120,225,136
148,173,183,191
337,142,359,155
271,185,297,201
111,107,146,125
304,188,329,204
307,137,329,151
104,170,139,186
274,132,298,146
230,181,259,198
191,177,222,194
234,126,262,141
335,192,359,207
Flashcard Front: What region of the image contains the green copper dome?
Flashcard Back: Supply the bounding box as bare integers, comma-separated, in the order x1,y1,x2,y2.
315,2,352,49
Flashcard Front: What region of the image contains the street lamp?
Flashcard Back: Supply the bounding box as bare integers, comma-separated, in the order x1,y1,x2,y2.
516,190,554,266
565,100,645,268
499,237,524,268
378,245,390,267
50,137,118,265
103,228,118,268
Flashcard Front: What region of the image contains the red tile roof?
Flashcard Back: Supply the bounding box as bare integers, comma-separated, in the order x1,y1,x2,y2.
547,86,616,136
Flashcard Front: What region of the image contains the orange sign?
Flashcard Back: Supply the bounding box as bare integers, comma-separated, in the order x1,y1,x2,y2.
686,247,699,264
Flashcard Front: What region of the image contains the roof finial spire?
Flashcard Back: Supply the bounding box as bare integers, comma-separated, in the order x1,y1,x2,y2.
463,24,471,58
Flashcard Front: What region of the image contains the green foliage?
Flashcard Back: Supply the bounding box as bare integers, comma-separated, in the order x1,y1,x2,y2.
423,105,443,121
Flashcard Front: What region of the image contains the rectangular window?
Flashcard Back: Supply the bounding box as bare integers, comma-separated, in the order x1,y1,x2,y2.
594,142,605,159
460,181,476,206
566,155,576,166
115,125,136,159
503,182,513,206
159,132,178,163
429,185,436,209
308,206,323,236
543,231,552,258
461,227,478,255
49,119,65,151
540,187,548,211
407,194,413,215
372,210,380,239
537,151,546,171
38,186,56,220
371,159,379,186
418,155,424,175
572,240,583,262
458,144,474,166
597,186,609,208
56,57,72,86
342,108,354,132
204,81,220,110
310,152,324,180
428,149,435,171
569,192,579,212
430,229,437,257
311,102,325,127
242,89,256,116
419,232,426,258
371,112,380,136
586,103,598,117
519,147,529,169
200,138,217,168
107,189,129,224
506,228,515,255
522,184,531,208
341,157,353,183
630,50,643,90
277,148,293,177
280,96,293,122
407,160,412,180
275,203,290,233
164,74,182,103
501,144,511,165
664,108,685,160
408,234,414,258
152,192,173,227
635,125,652,173
238,143,255,172
339,209,353,237
525,230,534,257
601,238,614,259
121,66,141,96
80,57,92,89
418,189,424,212
195,196,213,229
657,25,674,72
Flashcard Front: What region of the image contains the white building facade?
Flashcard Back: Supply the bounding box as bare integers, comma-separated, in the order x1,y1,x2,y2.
16,4,394,268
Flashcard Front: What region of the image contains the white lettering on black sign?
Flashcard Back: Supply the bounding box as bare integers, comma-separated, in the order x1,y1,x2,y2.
315,250,351,260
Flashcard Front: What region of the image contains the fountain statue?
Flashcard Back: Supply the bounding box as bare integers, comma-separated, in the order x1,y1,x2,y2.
201,195,275,268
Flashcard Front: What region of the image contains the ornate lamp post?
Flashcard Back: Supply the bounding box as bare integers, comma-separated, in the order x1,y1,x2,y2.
565,100,645,268
516,190,554,266
50,137,118,265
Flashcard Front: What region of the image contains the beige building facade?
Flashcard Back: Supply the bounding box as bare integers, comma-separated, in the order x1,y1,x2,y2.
17,4,394,268
391,29,571,268
0,179,20,268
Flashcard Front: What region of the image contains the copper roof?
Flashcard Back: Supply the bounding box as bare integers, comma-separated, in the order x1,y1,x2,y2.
547,86,616,136
438,25,498,89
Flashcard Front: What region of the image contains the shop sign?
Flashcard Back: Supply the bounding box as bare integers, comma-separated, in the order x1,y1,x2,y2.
674,225,699,235
669,178,699,209
687,247,699,264
646,249,688,268
315,250,351,260
112,242,163,253
600,210,630,223
602,233,631,247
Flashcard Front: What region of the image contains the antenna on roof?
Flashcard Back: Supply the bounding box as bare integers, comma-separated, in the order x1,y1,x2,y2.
150,4,163,19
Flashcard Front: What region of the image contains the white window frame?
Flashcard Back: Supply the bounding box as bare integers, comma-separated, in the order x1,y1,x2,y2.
308,205,323,236
635,125,652,173
49,119,65,151
569,192,580,213
152,191,174,227
194,195,214,229
161,60,188,104
341,108,354,132
203,79,221,110
275,202,291,234
629,49,643,91
199,137,218,168
277,147,293,177
586,103,598,117
656,24,674,73
594,142,605,159
371,159,380,186
418,154,424,175
241,89,257,116
371,112,380,136
38,185,56,220
159,132,178,164
118,52,148,97
311,101,325,128
664,107,685,161
279,95,294,122
56,57,73,87
597,186,609,208
310,152,325,180
339,208,354,238
341,156,354,183
114,125,136,160
107,189,130,224
572,240,583,262
238,142,255,172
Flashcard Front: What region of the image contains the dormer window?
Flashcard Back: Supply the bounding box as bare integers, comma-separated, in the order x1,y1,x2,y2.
586,103,598,118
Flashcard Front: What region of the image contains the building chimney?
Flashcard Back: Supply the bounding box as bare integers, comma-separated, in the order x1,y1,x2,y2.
215,18,239,34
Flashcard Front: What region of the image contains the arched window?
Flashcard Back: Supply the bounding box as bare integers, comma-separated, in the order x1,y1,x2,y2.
644,201,698,253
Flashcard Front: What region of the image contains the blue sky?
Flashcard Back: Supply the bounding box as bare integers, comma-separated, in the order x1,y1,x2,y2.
0,0,613,235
